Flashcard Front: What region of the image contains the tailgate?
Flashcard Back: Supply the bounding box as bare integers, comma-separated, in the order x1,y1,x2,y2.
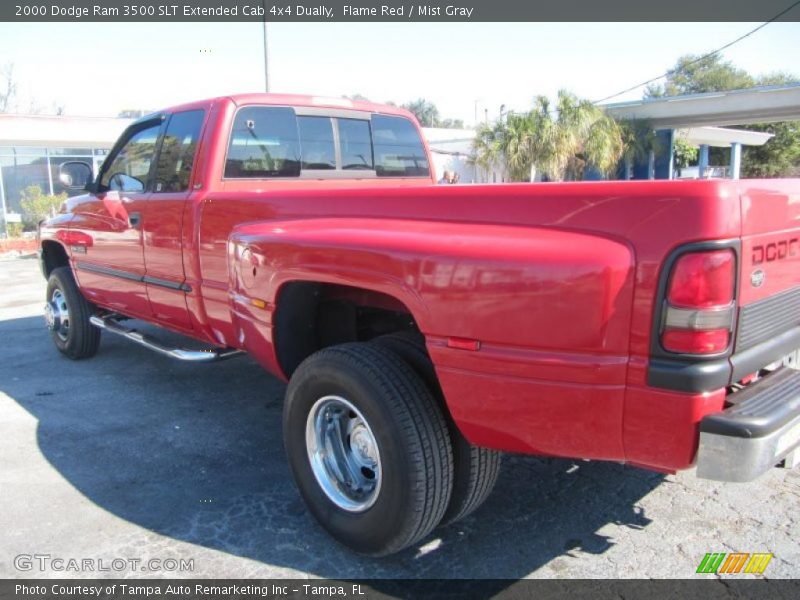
735,180,800,359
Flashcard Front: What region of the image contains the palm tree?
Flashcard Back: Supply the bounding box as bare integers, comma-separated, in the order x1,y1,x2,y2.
472,120,505,180
472,90,625,182
619,119,660,179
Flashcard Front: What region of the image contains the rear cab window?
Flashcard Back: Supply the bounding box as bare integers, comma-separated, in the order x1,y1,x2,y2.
223,106,429,180
371,115,430,177
225,107,300,178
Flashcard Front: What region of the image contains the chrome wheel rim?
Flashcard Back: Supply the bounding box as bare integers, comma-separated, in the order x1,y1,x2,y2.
305,395,382,512
45,288,70,342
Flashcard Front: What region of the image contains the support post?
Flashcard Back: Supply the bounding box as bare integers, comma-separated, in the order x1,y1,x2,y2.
730,142,742,179
46,148,54,195
0,161,7,238
698,144,709,179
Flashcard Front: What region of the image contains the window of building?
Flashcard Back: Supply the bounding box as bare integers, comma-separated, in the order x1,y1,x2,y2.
153,110,205,193
225,107,301,178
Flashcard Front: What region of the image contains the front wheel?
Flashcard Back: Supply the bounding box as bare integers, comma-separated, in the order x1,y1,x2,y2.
283,343,453,556
45,266,100,359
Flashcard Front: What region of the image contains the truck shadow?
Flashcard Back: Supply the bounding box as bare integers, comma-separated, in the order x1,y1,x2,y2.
2,315,663,580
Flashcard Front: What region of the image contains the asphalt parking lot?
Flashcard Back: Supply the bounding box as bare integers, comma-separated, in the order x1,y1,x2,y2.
1,256,798,580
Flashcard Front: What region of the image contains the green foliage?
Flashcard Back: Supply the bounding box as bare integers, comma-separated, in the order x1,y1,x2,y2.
401,98,441,127
438,118,465,129
672,136,699,175
645,54,753,97
646,54,799,98
19,185,67,228
619,119,661,169
6,222,23,237
646,54,800,177
472,90,624,182
400,98,463,129
742,121,800,178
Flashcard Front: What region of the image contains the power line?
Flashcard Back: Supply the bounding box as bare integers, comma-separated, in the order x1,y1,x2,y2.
593,0,800,105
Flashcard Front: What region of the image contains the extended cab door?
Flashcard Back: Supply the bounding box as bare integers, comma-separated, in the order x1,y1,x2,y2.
139,109,206,332
70,118,163,317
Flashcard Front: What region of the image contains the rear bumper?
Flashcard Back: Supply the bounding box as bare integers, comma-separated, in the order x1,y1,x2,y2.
697,367,800,482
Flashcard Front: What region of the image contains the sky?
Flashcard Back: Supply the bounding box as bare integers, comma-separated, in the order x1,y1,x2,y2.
1,21,800,125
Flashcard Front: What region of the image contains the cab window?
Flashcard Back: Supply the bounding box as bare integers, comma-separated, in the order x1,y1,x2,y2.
225,107,300,178
371,115,430,177
338,118,373,170
297,116,336,170
224,107,428,179
100,123,161,192
153,110,205,193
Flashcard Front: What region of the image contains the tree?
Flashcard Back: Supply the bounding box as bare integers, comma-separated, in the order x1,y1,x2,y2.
438,118,465,129
619,119,661,177
672,136,699,177
343,93,370,101
0,62,17,113
645,54,752,98
741,121,800,178
473,90,624,182
472,119,506,180
401,98,441,127
19,185,67,229
645,54,800,177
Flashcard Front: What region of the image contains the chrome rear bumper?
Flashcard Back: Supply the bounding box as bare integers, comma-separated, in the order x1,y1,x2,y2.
697,367,800,482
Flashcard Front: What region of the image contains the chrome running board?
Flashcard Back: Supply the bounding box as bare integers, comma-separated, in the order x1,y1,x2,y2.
89,315,243,362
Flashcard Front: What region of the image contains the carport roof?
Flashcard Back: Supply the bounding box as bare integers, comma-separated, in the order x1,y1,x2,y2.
602,84,800,128
0,114,133,147
676,126,773,148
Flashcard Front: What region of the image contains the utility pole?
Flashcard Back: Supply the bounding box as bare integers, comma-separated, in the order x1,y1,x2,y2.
262,4,270,92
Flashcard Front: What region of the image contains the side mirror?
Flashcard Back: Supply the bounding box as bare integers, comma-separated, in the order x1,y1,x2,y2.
57,161,93,190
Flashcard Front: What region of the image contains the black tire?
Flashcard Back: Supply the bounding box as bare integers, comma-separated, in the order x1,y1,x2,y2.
283,343,453,556
45,266,100,359
372,331,501,525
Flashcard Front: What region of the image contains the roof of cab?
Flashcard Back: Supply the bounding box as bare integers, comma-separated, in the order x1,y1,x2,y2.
154,93,417,121
233,93,411,115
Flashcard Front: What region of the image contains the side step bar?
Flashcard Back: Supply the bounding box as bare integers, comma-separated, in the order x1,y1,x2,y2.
89,315,243,362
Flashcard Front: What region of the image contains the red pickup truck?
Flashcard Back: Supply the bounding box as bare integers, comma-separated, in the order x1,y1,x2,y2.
38,94,800,556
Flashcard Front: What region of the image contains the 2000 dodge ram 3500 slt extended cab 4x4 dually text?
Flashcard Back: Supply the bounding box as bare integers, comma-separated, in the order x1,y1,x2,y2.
38,94,800,555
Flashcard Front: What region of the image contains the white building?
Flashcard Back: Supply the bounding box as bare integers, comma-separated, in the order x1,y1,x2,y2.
0,114,132,232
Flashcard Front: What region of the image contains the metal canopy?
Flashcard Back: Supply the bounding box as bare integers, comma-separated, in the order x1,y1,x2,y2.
675,126,773,148
602,84,800,128
0,114,133,147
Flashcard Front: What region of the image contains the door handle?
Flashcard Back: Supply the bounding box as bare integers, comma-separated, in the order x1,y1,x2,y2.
129,212,141,229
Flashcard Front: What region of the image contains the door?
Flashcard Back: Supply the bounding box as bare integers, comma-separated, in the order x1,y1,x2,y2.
139,109,206,332
70,119,162,317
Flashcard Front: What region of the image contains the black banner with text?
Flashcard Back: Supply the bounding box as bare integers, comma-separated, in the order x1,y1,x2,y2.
3,0,800,22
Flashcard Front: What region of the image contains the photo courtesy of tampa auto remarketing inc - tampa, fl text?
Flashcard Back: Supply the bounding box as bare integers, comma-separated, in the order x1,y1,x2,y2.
0,1,799,599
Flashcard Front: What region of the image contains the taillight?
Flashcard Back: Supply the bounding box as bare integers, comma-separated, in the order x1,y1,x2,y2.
660,249,735,355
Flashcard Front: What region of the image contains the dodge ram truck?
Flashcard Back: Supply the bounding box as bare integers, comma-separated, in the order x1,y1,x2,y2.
38,93,800,556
